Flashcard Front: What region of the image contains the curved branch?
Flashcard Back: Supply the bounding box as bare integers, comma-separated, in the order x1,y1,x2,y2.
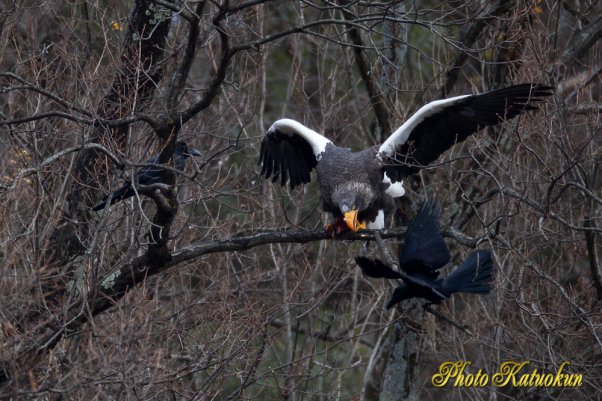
0,111,92,125
166,1,206,111
0,143,122,192
0,221,480,387
440,1,512,96
0,72,93,117
0,111,160,130
0,143,203,194
179,5,232,124
341,2,392,137
552,15,602,79
101,224,477,302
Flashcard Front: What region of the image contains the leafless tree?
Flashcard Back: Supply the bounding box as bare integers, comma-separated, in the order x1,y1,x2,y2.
0,0,599,400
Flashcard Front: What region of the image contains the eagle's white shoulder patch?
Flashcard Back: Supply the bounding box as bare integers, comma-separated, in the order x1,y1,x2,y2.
269,119,332,159
378,94,471,158
382,172,405,198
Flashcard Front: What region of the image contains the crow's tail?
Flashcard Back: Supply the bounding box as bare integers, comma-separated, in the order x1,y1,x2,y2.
441,250,494,295
92,185,132,211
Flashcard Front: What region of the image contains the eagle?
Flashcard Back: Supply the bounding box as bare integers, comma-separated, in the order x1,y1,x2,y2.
355,199,494,307
258,84,553,231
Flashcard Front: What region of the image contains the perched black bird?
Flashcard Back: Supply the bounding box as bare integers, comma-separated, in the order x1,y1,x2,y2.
355,200,494,308
92,141,202,211
259,84,553,231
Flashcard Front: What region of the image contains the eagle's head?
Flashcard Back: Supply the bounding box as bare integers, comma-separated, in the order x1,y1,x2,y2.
332,182,376,232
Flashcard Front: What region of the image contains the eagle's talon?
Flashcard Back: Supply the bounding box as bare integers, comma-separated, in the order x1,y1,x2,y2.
325,216,350,237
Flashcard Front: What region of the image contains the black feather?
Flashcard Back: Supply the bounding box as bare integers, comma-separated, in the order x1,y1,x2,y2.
360,200,496,306
355,256,403,279
259,85,552,232
259,129,318,189
399,199,451,274
383,83,554,180
92,185,132,211
93,142,200,211
441,250,494,296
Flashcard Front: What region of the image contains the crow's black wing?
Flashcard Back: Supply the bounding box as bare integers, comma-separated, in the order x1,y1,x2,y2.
355,256,402,279
399,199,451,274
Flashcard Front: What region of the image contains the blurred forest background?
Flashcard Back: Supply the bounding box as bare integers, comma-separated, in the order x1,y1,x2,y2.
0,0,600,400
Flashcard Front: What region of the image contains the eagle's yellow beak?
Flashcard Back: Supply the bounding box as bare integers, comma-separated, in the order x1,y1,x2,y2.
343,210,367,232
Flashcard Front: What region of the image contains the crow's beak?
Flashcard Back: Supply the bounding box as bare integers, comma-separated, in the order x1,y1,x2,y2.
343,210,366,232
188,147,202,157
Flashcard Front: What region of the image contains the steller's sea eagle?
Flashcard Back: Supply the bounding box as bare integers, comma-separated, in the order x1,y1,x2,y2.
355,199,494,307
259,84,553,231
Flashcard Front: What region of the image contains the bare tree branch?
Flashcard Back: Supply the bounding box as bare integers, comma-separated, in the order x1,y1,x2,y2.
549,14,602,80
0,72,93,116
441,1,512,96
0,222,484,387
584,217,602,300
341,1,392,136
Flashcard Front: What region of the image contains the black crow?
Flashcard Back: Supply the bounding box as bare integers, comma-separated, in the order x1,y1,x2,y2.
355,200,494,307
93,141,201,211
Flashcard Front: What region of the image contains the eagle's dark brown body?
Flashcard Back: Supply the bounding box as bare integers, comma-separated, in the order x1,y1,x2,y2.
317,144,392,226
